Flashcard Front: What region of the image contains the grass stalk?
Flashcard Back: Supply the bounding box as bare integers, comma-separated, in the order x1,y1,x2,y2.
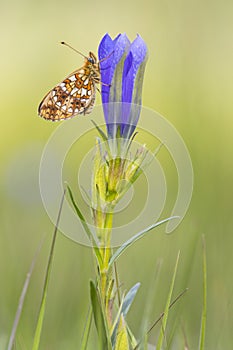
32,189,66,350
198,235,207,350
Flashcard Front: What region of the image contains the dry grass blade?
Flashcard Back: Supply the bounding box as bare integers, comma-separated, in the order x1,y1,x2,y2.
133,288,188,350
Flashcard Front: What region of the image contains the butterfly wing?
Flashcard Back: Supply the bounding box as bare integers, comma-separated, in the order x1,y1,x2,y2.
38,67,96,121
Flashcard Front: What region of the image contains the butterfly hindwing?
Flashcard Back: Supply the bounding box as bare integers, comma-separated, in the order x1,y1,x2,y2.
38,52,99,121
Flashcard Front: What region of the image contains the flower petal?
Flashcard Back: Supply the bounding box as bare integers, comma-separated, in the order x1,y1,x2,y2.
98,33,130,137
98,33,148,140
121,35,148,138
98,33,130,104
122,35,148,104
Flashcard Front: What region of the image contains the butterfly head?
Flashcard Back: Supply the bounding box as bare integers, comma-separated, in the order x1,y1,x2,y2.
87,52,97,65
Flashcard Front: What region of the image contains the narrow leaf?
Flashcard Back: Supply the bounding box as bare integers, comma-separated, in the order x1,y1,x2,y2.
7,239,44,350
124,132,138,160
114,315,130,350
90,280,112,350
156,251,180,350
91,119,108,143
32,189,66,350
66,183,103,266
122,283,140,317
109,217,179,267
114,262,121,307
111,294,125,347
111,283,140,348
198,235,207,350
66,184,93,241
126,324,138,349
80,307,92,350
91,120,112,159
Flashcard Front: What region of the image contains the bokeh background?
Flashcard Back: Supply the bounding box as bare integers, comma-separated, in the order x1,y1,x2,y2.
1,0,233,349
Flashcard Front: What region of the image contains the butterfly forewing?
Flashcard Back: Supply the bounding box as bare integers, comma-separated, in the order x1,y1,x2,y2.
38,52,99,121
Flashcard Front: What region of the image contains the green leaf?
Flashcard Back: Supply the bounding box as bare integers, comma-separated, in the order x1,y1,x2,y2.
66,183,93,241
94,142,108,202
91,119,108,143
80,307,92,350
122,283,140,317
109,217,179,267
32,189,66,350
199,235,207,350
111,283,140,348
66,183,103,266
114,315,130,350
91,120,112,159
156,251,180,350
111,294,125,347
125,132,138,153
90,280,112,350
126,324,137,349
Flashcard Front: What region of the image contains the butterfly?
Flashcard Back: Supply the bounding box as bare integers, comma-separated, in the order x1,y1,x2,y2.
38,42,101,121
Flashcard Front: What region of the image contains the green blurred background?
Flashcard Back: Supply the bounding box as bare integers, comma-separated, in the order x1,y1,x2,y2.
1,0,233,348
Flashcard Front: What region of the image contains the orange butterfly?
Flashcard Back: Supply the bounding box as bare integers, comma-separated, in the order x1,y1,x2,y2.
38,42,100,121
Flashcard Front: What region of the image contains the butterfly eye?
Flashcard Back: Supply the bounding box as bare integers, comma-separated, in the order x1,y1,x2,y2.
88,58,95,64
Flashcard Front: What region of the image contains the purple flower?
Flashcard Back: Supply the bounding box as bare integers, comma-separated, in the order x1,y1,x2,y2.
98,33,148,139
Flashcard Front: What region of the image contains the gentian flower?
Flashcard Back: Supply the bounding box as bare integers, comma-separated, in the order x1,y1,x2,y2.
92,34,148,239
98,33,148,140
91,35,149,340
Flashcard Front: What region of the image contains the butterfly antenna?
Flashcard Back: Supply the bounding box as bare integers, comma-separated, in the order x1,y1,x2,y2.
60,41,87,59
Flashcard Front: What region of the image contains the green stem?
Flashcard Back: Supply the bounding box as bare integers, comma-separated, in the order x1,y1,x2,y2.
98,210,114,328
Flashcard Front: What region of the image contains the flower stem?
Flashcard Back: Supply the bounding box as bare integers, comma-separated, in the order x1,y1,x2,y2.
97,210,114,328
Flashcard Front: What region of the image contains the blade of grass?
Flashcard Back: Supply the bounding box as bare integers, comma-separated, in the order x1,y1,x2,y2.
181,321,190,350
32,189,66,350
109,217,179,267
156,251,180,350
138,259,162,343
80,306,92,350
7,238,44,350
198,235,207,350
